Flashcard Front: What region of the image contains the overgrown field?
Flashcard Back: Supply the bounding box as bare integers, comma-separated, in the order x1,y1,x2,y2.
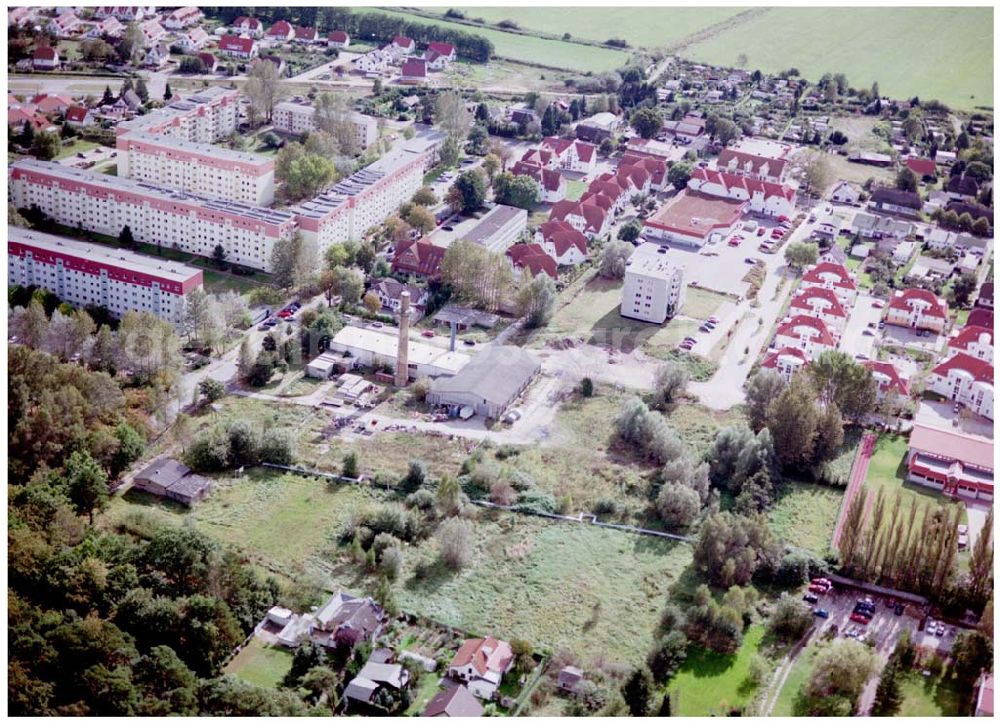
768,481,843,555
683,7,993,109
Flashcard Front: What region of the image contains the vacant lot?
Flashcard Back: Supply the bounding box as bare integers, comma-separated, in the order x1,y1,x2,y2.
225,639,294,689
448,7,747,49
669,624,767,716
769,481,844,555
683,7,993,109
364,9,630,73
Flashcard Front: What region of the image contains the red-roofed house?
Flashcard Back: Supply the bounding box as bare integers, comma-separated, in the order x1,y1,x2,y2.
864,361,910,398
30,94,74,116
948,325,993,364
391,36,416,58
218,34,258,59
968,307,993,330
8,104,58,134
534,220,588,265
506,243,558,280
164,7,203,30
139,19,166,47
511,159,566,203
550,200,610,239
541,136,597,177
64,105,96,128
761,346,809,381
93,7,154,22
716,148,787,183
400,59,427,84
774,314,837,358
87,15,124,38
233,16,264,38
266,20,294,42
620,153,666,191
197,52,219,73
927,353,993,420
447,637,514,700
392,238,445,279
176,26,210,52
33,46,61,71
687,167,796,219
907,423,993,500
800,262,858,305
294,26,318,43
789,286,848,331
425,41,456,70
905,157,937,179
885,288,948,333
50,12,82,37
327,30,350,48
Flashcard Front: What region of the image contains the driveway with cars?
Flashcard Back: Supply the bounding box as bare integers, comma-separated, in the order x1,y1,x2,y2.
838,292,883,359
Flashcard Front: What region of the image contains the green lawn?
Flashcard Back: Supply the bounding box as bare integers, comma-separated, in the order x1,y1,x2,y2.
669,624,767,716
403,671,443,716
224,638,293,689
769,481,844,555
360,8,630,72
564,179,586,202
54,139,101,160
897,668,967,717
681,287,731,320
863,434,958,516
683,7,993,109
450,7,747,48
770,641,819,717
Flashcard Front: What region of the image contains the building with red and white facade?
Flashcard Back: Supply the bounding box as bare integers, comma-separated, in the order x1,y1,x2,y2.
392,237,446,279
642,190,746,248
9,160,295,272
232,16,264,37
884,288,949,333
511,157,566,203
33,46,60,71
761,346,809,381
549,200,610,240
175,26,210,52
271,101,378,149
163,6,203,29
265,20,294,42
115,86,240,143
619,153,666,191
534,219,588,266
926,353,994,420
327,30,350,48
218,34,258,59
906,423,993,501
87,15,124,38
864,360,910,399
687,168,796,219
788,286,848,332
8,226,202,327
800,262,858,305
425,41,456,70
115,131,275,205
716,138,792,183
540,136,597,177
947,325,993,364
94,7,155,22
506,243,557,280
773,314,837,358
139,18,166,47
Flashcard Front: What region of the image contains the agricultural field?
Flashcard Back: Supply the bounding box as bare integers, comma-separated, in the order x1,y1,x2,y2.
362,8,630,73
668,624,768,716
224,639,294,690
768,481,844,555
682,7,993,110
447,6,748,49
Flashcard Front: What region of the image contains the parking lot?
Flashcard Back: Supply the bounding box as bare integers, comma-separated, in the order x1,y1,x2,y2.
838,292,883,359
880,323,946,353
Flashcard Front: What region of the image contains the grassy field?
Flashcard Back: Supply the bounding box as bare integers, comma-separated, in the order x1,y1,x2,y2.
770,641,818,716
863,435,959,516
362,8,630,73
769,481,844,555
54,139,101,160
449,7,747,49
669,624,767,716
683,7,993,110
897,668,966,717
682,288,733,321
224,639,294,689
564,179,587,202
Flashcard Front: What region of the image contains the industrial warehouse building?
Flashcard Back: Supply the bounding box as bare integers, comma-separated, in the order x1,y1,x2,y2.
427,346,540,419
327,326,470,379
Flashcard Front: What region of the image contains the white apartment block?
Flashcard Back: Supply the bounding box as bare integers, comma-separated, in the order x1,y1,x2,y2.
8,226,203,327
115,87,240,144
272,101,379,150
620,243,686,324
9,160,295,272
116,131,275,205
927,353,994,421
291,131,441,250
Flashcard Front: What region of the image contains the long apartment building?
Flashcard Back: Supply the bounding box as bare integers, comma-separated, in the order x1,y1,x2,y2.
291,130,442,249
9,160,295,271
116,131,275,205
115,86,240,143
272,100,379,150
8,226,202,326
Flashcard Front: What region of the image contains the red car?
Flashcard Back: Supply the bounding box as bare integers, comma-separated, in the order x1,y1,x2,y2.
728,237,741,247
850,613,870,625
756,228,766,237
421,330,435,338
808,583,829,594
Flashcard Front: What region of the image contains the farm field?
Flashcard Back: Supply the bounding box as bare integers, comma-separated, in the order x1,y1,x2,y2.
361,8,630,73
447,6,748,48
224,638,294,690
682,7,993,109
668,624,767,716
769,481,843,555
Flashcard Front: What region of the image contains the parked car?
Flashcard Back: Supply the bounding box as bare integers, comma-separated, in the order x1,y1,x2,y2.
850,613,870,624
707,317,720,325
935,624,946,637
463,339,476,346
421,330,435,338
894,603,905,616
803,593,819,604
370,321,383,328
756,228,766,237
872,301,884,309
813,609,830,619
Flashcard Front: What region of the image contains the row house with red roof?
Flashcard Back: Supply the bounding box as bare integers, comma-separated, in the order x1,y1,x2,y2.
619,153,667,192
163,7,203,30
948,325,993,364
94,7,155,22
788,286,849,333
506,243,558,280
864,360,910,400
265,20,294,42
773,314,837,358
687,168,796,219
218,34,258,59
30,93,74,116
87,15,124,38
540,136,598,177
8,226,202,327
715,148,788,183
800,261,858,305
534,220,588,266
139,18,167,47
50,12,83,37
884,287,948,333
232,16,264,38
927,353,994,420
761,346,810,381
511,158,566,203
549,199,611,240
8,103,59,134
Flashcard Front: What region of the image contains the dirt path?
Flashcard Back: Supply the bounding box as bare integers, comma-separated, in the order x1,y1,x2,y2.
663,7,770,55
831,431,876,550
761,631,812,716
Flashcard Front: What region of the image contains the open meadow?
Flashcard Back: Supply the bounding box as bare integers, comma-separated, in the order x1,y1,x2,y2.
682,7,993,110
668,624,768,716
768,481,844,556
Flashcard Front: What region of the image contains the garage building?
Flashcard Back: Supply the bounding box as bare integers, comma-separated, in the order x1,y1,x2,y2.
328,325,469,379
427,346,540,419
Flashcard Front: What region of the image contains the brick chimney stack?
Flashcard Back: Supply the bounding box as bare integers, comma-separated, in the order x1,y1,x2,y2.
395,291,410,387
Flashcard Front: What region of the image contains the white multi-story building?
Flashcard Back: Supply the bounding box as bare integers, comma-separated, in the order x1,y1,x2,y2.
773,314,837,358
9,160,295,272
291,130,442,250
948,325,993,364
620,243,686,324
927,353,994,420
115,86,240,144
8,226,203,327
271,101,378,150
116,131,275,205
687,168,796,219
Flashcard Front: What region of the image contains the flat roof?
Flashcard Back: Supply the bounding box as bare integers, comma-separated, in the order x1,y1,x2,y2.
9,226,201,284
729,137,792,159
11,159,294,226
122,130,272,166
463,204,526,249
331,325,470,373
645,190,745,238
116,86,238,134
625,242,685,280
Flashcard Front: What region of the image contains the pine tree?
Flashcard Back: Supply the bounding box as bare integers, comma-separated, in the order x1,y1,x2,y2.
102,84,115,105
837,486,868,575
118,224,136,250
871,656,902,716
135,78,149,103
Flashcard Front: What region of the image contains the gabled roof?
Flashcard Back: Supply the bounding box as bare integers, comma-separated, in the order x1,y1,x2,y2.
968,307,993,329
219,34,255,53
267,20,292,37
801,261,857,291
949,324,993,353
864,360,910,396
294,26,317,40
392,238,445,278
871,186,922,210
717,148,787,178
197,51,217,67
30,93,74,113
905,157,937,177
507,243,557,278
776,314,836,347
33,46,58,61
620,153,667,186
790,286,847,318
692,167,796,201
761,346,809,370
427,41,455,56
401,58,426,78
393,35,415,48
328,30,349,42
423,684,483,718
234,16,262,29
888,287,947,319
64,105,90,123
550,200,608,234
932,352,994,384
908,423,993,471
449,636,515,678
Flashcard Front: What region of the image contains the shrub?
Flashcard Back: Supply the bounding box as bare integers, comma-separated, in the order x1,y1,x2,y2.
259,430,294,465
490,479,516,506
495,444,520,460
518,491,557,513
655,482,701,529
405,488,435,511
437,517,473,570
507,469,535,492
